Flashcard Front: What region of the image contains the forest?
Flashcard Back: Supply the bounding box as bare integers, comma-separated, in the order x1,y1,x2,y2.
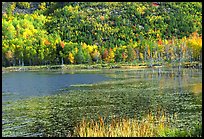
2,2,202,67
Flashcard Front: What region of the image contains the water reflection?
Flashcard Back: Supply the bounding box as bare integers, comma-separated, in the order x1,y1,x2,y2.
112,67,202,96
191,83,202,96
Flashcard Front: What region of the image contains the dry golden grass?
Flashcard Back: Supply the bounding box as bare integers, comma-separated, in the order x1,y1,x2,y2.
74,111,174,137
191,83,202,95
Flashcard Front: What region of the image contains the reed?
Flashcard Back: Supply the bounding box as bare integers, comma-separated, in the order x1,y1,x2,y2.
74,111,174,137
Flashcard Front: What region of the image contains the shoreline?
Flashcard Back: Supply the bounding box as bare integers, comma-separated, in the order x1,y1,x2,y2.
2,62,202,73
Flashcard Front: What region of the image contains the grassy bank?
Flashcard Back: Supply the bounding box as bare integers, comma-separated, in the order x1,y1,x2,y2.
2,61,202,73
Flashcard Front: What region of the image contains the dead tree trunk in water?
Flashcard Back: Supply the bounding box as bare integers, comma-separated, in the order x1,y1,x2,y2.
200,48,202,62
178,46,182,74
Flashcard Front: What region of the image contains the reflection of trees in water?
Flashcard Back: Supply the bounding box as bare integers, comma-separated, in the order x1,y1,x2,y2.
191,83,202,96
157,68,195,90
177,69,182,94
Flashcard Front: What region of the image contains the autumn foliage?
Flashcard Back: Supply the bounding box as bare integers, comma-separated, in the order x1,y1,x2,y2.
2,2,202,66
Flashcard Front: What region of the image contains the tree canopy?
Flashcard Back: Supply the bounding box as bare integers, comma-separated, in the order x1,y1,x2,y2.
2,2,202,67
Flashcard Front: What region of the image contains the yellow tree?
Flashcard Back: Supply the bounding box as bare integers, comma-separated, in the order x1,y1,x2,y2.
68,52,75,64
108,48,115,63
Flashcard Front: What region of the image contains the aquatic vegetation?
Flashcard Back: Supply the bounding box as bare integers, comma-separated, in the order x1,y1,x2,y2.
2,69,202,137
74,110,202,137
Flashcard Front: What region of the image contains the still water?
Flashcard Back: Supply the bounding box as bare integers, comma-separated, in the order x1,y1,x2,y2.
2,71,110,102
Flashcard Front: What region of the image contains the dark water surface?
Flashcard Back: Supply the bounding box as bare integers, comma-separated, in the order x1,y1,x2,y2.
2,71,110,102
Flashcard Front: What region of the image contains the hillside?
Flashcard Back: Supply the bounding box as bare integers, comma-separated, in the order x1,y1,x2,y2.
2,2,202,67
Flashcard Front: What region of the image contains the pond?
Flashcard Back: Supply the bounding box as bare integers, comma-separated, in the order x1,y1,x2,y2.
2,68,202,137
2,71,111,102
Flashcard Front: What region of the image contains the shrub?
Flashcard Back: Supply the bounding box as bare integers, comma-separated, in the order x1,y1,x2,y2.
102,48,109,61
187,32,202,61
127,46,136,62
108,48,115,63
91,49,101,62
83,51,92,64
115,49,123,62
75,48,85,64
38,2,47,10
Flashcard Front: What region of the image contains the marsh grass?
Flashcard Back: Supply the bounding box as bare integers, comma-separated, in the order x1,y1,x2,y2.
74,111,176,137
